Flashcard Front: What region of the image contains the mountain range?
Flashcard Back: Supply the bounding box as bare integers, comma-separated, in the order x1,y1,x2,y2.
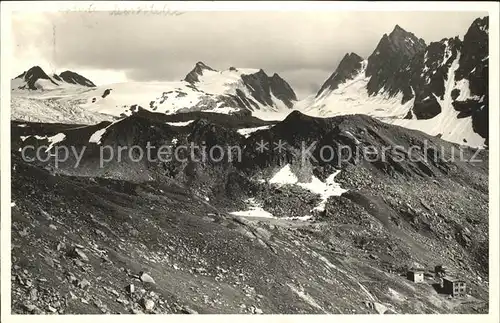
9,15,491,315
304,16,489,147
11,107,489,314
12,66,96,90
11,62,298,122
11,16,488,148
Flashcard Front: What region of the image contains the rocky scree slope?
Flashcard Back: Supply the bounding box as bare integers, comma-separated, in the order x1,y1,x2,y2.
11,110,489,314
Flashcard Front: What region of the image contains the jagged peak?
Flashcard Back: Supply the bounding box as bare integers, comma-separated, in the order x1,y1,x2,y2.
439,36,461,44
195,61,214,70
12,65,59,90
391,24,407,34
15,66,47,79
269,72,297,102
387,24,422,43
367,24,426,64
241,68,268,78
59,70,88,78
184,61,217,83
315,52,365,97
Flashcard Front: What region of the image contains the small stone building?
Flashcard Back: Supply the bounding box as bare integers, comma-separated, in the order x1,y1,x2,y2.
442,276,466,297
406,269,425,283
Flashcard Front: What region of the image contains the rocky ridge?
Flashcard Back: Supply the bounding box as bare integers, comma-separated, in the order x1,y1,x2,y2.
312,16,489,144
11,109,489,314
12,66,96,90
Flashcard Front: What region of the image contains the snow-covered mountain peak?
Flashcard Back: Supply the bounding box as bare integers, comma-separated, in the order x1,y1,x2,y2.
12,66,96,91
11,62,298,122
386,24,427,56
300,16,489,148
58,70,96,87
181,64,297,111
13,66,59,90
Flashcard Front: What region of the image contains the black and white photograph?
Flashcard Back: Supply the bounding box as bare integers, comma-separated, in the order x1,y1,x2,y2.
1,1,499,320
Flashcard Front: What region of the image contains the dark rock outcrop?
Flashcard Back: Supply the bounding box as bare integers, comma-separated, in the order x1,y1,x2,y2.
240,69,297,109
240,69,275,107
102,89,112,98
52,74,63,82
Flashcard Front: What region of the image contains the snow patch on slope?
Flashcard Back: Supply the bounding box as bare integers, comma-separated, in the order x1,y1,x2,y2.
269,164,298,185
166,120,195,127
230,198,313,221
45,133,66,152
453,79,481,101
88,118,126,145
229,198,274,218
268,164,347,211
296,171,348,212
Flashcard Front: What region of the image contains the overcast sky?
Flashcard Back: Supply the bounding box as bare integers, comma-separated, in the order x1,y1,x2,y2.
12,11,485,98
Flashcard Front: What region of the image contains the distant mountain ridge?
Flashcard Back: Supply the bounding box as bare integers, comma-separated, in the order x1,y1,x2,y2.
11,63,298,121
12,66,96,90
305,16,489,147
183,61,297,109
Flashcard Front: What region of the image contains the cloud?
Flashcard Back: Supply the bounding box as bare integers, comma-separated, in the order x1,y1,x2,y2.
12,10,485,98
